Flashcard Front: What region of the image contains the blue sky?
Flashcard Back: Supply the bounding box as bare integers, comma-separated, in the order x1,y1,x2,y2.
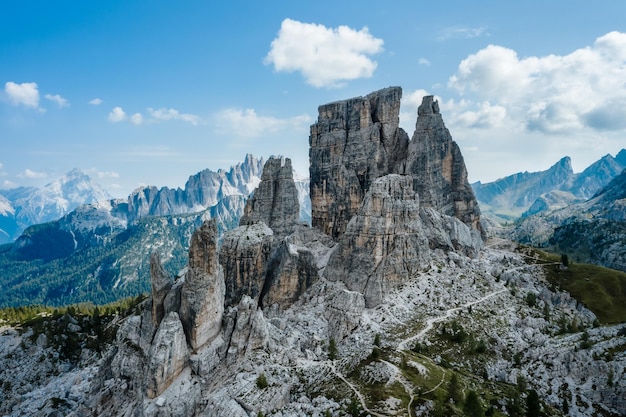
1,1,625,198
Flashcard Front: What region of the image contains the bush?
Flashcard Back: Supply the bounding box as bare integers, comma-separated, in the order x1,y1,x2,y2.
328,338,338,360
526,292,537,307
256,373,268,389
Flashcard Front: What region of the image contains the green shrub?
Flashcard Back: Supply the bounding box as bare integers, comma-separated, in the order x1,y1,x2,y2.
256,373,268,389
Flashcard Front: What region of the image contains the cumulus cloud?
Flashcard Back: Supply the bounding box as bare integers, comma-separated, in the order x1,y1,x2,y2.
44,93,69,107
18,168,47,179
418,58,431,66
87,169,119,179
108,107,127,122
129,113,144,125
4,82,40,108
265,18,384,88
2,179,16,189
215,108,312,138
448,31,626,134
147,107,200,125
438,26,488,41
89,98,103,105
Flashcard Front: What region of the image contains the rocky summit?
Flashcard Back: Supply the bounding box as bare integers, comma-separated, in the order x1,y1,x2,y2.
309,87,482,241
1,88,625,417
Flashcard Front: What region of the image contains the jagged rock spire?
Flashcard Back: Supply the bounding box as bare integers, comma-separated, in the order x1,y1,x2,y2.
239,156,300,237
179,218,225,351
309,89,483,240
309,87,410,239
403,95,483,234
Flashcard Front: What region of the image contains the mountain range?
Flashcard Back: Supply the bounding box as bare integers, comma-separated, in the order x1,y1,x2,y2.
0,169,112,244
1,88,624,417
0,154,311,307
472,149,626,221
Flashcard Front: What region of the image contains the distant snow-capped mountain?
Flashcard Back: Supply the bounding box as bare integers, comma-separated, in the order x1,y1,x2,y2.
1,155,311,306
0,169,112,244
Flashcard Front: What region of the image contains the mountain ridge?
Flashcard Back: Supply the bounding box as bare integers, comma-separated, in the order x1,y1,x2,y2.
472,149,626,220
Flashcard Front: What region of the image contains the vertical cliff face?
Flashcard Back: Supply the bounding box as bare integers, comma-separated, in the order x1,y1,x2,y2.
309,87,410,240
179,219,225,351
239,157,299,238
403,96,483,233
221,157,332,311
309,90,481,240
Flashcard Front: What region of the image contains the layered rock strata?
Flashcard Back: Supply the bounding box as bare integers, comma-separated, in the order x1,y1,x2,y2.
309,87,410,239
309,88,482,239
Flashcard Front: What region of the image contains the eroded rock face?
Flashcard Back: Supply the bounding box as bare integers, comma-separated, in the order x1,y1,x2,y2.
219,222,274,307
146,312,189,399
260,239,318,310
150,251,173,326
310,90,482,240
325,289,365,341
240,157,299,237
309,87,410,240
324,174,431,307
223,295,269,362
180,219,225,351
324,174,482,307
402,96,482,234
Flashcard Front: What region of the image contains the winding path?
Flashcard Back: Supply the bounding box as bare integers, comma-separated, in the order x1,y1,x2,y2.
397,288,507,352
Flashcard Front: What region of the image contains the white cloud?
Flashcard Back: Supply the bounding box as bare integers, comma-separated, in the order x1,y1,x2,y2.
418,58,431,66
147,107,200,125
18,168,47,179
438,26,488,41
129,113,144,125
107,106,201,126
399,89,431,133
2,179,16,189
108,107,127,122
215,108,312,138
89,98,103,105
87,169,119,179
265,18,384,88
454,101,507,129
448,31,626,134
44,93,69,107
4,81,40,108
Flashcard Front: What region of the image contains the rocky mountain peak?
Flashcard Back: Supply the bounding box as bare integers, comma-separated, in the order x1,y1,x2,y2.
239,156,299,237
615,148,626,166
310,89,481,240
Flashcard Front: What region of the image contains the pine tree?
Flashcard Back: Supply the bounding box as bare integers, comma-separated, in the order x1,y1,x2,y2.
463,390,484,417
447,373,463,403
526,389,541,417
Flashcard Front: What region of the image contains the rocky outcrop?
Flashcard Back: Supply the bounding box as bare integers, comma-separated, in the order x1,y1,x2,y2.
146,312,189,399
221,157,333,311
309,87,410,239
309,89,482,240
219,223,274,307
240,157,299,237
324,174,430,307
180,219,225,351
260,239,318,309
223,295,269,361
402,96,482,233
150,252,173,326
324,289,365,341
324,174,482,307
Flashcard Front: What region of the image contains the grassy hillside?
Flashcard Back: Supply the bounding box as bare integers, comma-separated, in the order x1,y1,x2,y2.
517,246,626,324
